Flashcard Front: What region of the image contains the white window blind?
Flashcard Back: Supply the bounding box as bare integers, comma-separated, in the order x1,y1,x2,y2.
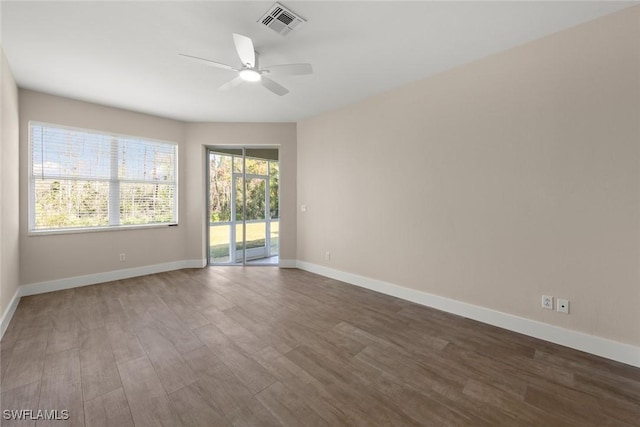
30,122,178,232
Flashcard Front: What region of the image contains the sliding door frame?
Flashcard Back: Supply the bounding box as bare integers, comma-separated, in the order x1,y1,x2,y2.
206,145,279,266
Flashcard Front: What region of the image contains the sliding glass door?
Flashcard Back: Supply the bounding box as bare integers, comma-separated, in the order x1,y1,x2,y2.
208,147,279,265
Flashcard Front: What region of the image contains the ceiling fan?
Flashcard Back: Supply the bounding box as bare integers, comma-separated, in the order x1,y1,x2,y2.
180,33,312,96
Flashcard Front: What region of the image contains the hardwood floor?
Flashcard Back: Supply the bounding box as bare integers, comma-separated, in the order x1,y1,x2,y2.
1,267,639,426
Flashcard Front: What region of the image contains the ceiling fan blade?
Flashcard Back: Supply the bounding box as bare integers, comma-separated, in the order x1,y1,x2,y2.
263,63,313,76
261,77,289,96
218,76,244,91
178,53,236,71
233,33,255,68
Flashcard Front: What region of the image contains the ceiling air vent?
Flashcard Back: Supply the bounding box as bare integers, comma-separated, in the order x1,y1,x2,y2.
258,3,306,36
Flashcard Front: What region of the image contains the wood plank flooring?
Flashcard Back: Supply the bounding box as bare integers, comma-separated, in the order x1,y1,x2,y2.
1,267,639,426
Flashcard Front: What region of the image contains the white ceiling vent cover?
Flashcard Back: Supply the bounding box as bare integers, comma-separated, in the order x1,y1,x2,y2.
258,3,306,36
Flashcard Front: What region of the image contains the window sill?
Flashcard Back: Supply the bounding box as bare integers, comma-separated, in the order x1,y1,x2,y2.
28,223,178,237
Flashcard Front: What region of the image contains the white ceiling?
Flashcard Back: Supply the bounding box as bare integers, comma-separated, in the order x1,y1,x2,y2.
1,1,634,123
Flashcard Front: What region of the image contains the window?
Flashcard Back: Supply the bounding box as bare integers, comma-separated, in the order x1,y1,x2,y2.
29,122,178,232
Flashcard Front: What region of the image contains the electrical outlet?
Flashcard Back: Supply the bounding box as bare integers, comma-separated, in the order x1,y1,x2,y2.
557,298,569,314
542,295,553,310
300,204,307,212
119,253,126,262
325,251,331,261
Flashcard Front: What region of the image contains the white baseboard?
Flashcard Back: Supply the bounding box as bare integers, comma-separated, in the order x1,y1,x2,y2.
183,259,208,269
0,288,21,339
4,258,638,367
0,259,206,339
278,259,297,268
20,259,206,297
296,261,640,368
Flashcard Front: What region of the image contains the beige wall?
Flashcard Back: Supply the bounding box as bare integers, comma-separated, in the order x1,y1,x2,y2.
19,90,188,284
17,91,297,285
1,47,20,316
184,122,297,262
297,7,640,346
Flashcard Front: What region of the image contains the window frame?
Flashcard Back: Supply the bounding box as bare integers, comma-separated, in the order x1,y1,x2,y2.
28,121,179,235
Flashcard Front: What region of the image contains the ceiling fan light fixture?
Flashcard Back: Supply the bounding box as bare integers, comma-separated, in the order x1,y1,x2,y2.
180,33,311,95
239,69,261,82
